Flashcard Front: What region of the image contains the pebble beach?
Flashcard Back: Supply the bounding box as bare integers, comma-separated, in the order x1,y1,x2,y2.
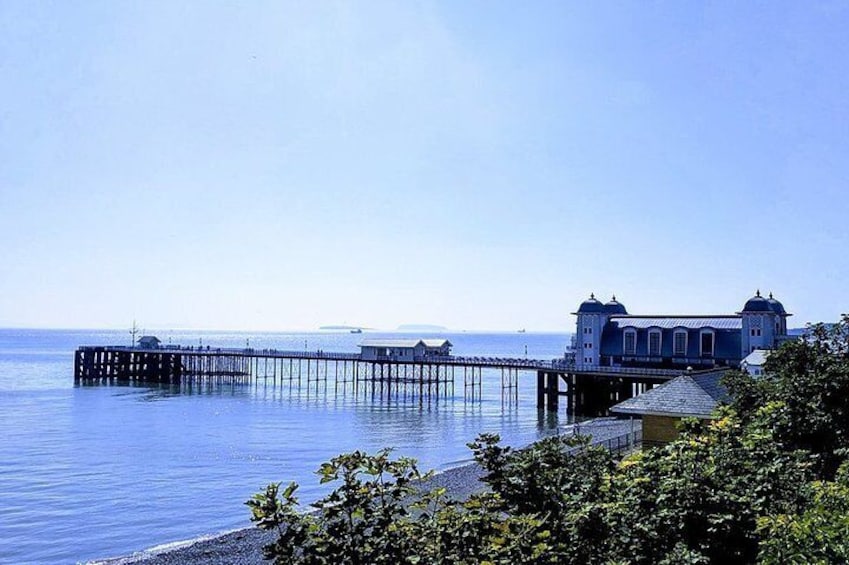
94,418,636,565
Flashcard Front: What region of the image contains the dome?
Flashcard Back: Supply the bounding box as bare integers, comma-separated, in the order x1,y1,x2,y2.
767,292,787,315
576,293,605,314
603,295,628,315
742,290,773,313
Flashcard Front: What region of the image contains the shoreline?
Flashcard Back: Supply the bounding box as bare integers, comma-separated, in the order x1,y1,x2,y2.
89,418,634,565
90,462,488,565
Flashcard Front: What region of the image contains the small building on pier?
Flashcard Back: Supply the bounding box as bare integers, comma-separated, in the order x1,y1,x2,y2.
359,339,452,361
137,336,161,349
422,339,452,357
610,371,729,447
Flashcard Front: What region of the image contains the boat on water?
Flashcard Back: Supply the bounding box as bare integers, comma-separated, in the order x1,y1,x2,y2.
518,329,526,333
350,328,363,334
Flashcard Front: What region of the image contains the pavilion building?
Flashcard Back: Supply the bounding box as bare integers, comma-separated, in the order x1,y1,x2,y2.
573,291,791,371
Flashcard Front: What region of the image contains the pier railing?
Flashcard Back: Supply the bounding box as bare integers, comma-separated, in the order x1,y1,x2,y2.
76,346,698,377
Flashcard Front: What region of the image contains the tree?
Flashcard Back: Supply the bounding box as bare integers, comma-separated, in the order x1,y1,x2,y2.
757,462,849,564
725,315,849,479
248,314,849,564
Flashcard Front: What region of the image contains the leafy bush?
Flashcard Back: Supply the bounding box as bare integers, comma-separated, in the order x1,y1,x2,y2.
249,315,849,564
247,446,553,565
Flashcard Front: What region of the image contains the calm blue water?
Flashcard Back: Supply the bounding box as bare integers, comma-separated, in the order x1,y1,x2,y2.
0,329,571,564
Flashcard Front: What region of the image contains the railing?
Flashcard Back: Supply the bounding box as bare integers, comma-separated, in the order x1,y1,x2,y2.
425,355,569,369
572,364,691,377
566,428,642,457
78,346,713,379
78,345,362,360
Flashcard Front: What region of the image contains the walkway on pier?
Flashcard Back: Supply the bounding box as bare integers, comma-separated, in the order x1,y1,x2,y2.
74,344,707,416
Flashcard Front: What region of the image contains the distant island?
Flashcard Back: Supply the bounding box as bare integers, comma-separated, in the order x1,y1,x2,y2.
396,324,448,332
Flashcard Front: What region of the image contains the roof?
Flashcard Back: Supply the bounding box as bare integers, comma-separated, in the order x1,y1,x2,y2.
608,316,742,330
741,293,772,313
739,290,790,315
767,293,788,315
138,336,161,342
611,371,730,418
742,349,770,366
603,297,628,315
422,339,452,348
574,294,605,314
359,339,425,348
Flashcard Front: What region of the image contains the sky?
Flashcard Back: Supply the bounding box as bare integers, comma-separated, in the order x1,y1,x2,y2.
1,1,847,332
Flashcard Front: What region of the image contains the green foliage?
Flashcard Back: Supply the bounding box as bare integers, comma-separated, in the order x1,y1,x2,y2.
247,447,554,565
468,432,615,564
249,315,849,564
757,462,849,564
725,315,849,479
604,413,812,564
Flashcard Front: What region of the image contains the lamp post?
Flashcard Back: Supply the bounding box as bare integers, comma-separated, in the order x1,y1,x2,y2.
130,320,140,348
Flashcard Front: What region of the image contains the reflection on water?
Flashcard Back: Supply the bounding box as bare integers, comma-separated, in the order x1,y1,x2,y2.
0,329,573,564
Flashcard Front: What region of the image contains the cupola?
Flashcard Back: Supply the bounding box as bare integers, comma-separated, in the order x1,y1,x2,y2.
741,290,772,313
575,293,605,314
603,295,628,315
766,292,788,316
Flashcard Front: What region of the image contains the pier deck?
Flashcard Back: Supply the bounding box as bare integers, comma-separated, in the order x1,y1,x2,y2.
74,345,722,416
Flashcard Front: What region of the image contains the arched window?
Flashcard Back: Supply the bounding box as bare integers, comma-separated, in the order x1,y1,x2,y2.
648,329,662,356
700,329,715,357
623,329,637,355
673,329,688,356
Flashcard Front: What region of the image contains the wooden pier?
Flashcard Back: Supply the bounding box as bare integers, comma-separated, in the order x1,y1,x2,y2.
73,345,712,415
74,346,462,398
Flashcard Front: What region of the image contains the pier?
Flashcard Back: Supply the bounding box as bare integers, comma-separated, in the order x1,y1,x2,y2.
73,345,723,415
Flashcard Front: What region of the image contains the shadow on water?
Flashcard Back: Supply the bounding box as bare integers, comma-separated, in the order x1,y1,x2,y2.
74,379,255,401
74,377,497,408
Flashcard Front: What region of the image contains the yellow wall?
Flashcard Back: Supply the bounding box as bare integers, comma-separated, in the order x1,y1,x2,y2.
643,415,682,447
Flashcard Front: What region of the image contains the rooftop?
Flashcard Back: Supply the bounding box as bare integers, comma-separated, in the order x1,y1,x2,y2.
610,371,730,418
359,339,426,348
608,316,743,330
358,339,452,349
742,349,770,366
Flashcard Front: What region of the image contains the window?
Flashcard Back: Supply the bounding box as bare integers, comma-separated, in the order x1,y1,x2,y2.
584,327,592,334
623,329,636,355
751,328,762,337
648,330,661,356
673,330,687,356
700,330,715,357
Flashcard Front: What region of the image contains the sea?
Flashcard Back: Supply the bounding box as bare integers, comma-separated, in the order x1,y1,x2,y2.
0,328,573,564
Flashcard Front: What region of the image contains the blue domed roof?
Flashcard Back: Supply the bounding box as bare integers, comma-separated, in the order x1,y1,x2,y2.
767,293,787,315
577,293,605,314
603,295,628,315
742,291,772,313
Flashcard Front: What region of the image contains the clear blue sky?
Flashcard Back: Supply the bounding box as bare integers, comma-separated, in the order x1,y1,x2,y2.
1,1,847,331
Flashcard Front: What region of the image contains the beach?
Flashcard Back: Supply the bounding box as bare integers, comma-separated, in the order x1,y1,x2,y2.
94,418,636,565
